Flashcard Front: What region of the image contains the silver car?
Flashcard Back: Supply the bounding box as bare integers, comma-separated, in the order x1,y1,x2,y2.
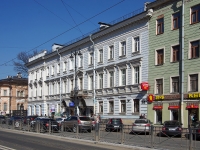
132,119,152,133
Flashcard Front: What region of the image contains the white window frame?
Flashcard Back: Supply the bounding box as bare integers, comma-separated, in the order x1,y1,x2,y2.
99,73,103,89
47,67,49,76
154,78,164,95
99,101,103,113
121,68,126,86
187,73,200,92
109,45,114,60
89,75,93,90
133,99,140,113
63,62,67,72
133,36,140,52
133,66,140,84
79,56,83,67
108,101,114,113
120,41,126,56
155,47,165,65
109,71,114,87
99,49,103,63
89,53,93,65
51,66,54,75
70,58,74,70
120,100,126,113
57,63,60,74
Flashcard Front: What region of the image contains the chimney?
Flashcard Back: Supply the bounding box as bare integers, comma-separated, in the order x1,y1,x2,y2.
17,72,22,78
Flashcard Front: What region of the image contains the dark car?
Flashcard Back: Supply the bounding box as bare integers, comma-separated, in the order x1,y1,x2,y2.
105,118,123,132
8,116,23,125
161,120,182,137
185,121,200,140
24,115,38,124
31,118,60,132
0,115,6,124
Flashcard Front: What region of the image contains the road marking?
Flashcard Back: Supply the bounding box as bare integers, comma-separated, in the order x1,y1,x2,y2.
0,145,16,150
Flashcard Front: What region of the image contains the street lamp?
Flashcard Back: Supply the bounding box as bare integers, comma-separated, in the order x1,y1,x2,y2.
70,50,82,116
20,104,24,118
7,76,13,116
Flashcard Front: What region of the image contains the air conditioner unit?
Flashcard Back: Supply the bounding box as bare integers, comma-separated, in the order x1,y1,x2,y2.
147,9,153,17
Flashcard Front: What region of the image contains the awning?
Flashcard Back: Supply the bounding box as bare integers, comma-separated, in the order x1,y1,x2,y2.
153,106,163,110
168,106,180,109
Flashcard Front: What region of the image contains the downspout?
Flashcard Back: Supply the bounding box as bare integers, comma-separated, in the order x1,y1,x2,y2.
56,49,62,115
181,0,184,127
90,34,96,115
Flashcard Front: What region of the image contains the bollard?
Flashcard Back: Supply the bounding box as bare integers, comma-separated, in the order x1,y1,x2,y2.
27,120,30,132
49,120,51,134
189,127,193,150
120,124,124,144
61,122,64,132
95,123,99,142
12,120,15,129
76,124,79,137
150,125,154,148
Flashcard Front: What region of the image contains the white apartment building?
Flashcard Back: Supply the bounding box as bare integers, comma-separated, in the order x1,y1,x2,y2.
26,7,151,120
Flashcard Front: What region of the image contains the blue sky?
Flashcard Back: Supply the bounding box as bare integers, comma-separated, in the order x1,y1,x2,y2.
0,0,154,79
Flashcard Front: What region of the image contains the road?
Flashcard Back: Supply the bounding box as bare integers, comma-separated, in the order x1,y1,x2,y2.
0,129,144,150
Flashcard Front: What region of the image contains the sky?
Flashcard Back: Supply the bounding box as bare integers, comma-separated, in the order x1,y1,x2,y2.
0,0,154,79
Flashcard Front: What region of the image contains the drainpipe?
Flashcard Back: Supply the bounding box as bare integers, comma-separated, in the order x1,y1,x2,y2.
56,49,62,115
90,34,96,115
181,0,184,127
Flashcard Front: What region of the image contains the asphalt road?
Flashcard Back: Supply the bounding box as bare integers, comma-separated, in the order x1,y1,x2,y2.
0,129,143,150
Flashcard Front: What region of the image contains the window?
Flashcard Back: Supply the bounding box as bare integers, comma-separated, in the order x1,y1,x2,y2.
99,49,103,63
89,53,93,65
64,81,67,93
121,69,126,86
134,67,140,84
121,100,126,113
109,71,114,87
79,78,83,90
70,59,74,70
190,41,199,59
191,4,200,24
99,101,103,113
3,90,7,96
63,62,67,72
3,103,7,111
79,56,83,67
171,77,179,93
133,99,139,113
156,49,164,65
171,110,179,121
172,45,180,62
109,101,114,113
156,79,163,94
47,67,49,76
156,110,162,124
120,41,126,56
109,45,114,60
157,18,164,34
90,76,93,90
134,37,140,52
172,12,180,30
57,63,60,74
51,66,54,75
190,74,198,92
71,79,74,91
99,74,103,89
17,91,24,97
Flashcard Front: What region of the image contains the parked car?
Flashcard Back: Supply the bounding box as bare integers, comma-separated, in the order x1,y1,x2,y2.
105,118,123,132
132,119,152,134
161,120,182,137
62,116,92,133
8,116,23,125
30,117,47,126
0,115,6,124
24,115,38,124
31,118,60,132
56,118,67,124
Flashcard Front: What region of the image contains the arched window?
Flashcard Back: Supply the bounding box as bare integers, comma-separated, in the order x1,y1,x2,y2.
3,103,7,111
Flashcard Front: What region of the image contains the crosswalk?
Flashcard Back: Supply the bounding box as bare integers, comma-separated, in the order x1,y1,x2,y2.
0,145,16,150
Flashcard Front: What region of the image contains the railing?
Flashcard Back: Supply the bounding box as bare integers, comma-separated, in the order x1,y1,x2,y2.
0,118,199,150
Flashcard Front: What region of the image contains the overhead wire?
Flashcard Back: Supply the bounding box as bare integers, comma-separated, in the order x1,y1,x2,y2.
0,0,125,67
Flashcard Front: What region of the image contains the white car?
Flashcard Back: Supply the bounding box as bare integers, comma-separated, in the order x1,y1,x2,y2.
132,119,152,133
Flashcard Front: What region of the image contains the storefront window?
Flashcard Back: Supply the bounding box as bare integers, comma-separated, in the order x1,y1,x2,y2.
171,110,179,121
156,109,162,124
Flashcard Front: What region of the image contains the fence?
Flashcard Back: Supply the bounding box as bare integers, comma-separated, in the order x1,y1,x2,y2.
0,118,199,150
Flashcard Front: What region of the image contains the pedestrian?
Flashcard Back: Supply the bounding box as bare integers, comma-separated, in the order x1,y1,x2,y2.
139,114,143,119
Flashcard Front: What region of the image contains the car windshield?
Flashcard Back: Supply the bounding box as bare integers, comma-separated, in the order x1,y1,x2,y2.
135,119,149,123
79,117,91,121
164,121,180,126
56,118,62,121
111,119,121,124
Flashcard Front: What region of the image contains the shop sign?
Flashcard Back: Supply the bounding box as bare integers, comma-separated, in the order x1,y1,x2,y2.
51,105,55,112
188,93,200,99
140,82,150,91
168,103,180,109
153,103,163,110
147,94,154,103
69,102,75,107
155,95,164,100
186,102,199,109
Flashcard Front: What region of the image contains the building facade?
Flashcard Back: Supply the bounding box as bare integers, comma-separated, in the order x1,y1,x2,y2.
27,6,151,121
147,0,200,127
0,73,28,116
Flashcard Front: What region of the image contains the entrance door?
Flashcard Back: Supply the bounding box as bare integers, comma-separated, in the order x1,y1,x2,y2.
188,108,199,126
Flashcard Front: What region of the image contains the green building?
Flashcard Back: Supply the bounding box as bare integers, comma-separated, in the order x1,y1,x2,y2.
146,0,200,127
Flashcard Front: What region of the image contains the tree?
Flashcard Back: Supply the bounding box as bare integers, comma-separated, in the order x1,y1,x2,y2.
13,50,38,77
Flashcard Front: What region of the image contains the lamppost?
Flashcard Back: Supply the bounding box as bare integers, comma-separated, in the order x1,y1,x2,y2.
70,50,82,116
7,76,13,116
20,104,24,118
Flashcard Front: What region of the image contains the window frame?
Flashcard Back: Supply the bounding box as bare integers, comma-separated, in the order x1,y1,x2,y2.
155,48,165,65
191,4,200,24
170,76,179,93
109,101,114,113
190,40,199,59
99,49,103,63
157,17,164,35
134,66,140,84
99,73,103,89
121,69,126,86
133,36,140,52
172,12,180,30
188,74,199,92
109,45,114,60
120,41,126,56
171,45,180,62
155,78,164,95
133,99,140,113
109,71,114,87
99,101,103,113
120,100,126,113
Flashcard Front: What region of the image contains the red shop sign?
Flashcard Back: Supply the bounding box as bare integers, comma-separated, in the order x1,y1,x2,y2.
140,82,150,91
168,106,180,109
186,104,199,109
153,106,163,110
147,94,154,103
